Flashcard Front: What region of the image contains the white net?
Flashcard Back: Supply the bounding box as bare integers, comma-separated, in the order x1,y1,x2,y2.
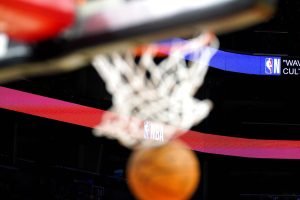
92,32,219,148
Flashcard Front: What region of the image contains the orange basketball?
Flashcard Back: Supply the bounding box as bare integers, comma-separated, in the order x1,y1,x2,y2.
127,141,200,200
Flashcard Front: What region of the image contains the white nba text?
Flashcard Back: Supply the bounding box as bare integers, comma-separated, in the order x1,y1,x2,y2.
144,121,164,142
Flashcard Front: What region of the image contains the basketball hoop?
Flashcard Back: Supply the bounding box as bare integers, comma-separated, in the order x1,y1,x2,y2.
92,32,219,148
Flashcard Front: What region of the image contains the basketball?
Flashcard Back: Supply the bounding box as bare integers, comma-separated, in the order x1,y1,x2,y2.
127,141,200,200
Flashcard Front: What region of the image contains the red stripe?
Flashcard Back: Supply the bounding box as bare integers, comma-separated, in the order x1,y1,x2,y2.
1,86,300,159
0,86,103,127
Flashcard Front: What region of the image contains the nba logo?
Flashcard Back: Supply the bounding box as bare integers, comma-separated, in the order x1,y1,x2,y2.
265,57,281,75
265,58,273,74
144,121,151,139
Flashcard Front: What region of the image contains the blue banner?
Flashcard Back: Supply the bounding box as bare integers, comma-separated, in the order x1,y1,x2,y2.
209,50,282,76
158,38,300,76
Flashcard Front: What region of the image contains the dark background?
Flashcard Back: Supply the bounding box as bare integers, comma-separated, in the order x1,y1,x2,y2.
2,0,300,199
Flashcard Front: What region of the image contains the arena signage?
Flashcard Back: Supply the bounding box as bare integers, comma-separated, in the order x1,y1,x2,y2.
3,85,300,159
281,57,300,75
204,50,300,76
